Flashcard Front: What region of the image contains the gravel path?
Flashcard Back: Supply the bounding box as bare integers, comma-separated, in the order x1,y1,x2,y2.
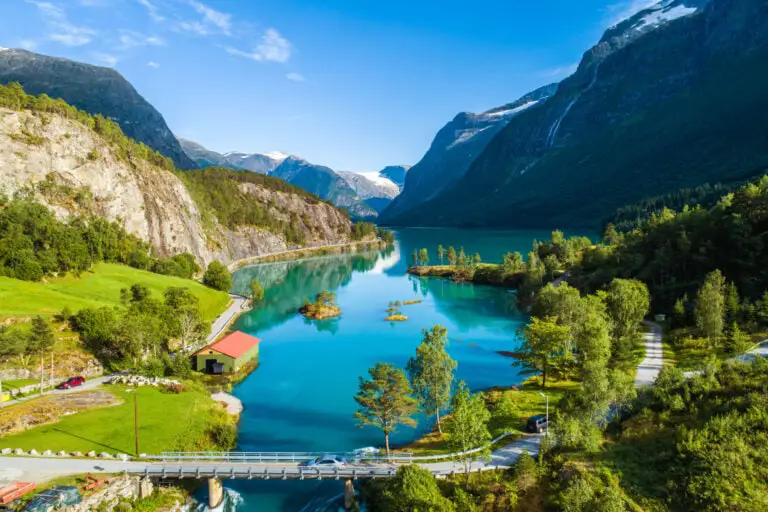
635,321,663,387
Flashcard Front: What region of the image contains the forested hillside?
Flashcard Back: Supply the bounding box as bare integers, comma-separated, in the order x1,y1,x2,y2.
0,82,360,267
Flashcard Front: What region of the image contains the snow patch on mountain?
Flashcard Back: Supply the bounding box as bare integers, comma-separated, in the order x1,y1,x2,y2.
357,172,400,195
483,100,540,118
264,151,290,161
637,4,697,28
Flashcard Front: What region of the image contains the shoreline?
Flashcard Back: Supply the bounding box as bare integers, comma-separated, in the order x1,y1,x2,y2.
227,239,388,271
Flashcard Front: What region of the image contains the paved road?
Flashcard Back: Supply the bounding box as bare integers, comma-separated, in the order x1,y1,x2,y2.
635,321,664,387
206,294,248,344
0,375,112,409
0,436,545,484
226,241,380,272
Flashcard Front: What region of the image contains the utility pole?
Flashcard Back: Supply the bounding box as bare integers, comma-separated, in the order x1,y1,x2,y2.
133,390,140,457
39,351,44,395
50,352,54,390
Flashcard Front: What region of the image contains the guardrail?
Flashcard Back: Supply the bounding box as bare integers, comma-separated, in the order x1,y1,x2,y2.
151,432,519,464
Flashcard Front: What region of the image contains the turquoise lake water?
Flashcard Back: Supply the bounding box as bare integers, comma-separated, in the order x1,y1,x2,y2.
206,228,581,511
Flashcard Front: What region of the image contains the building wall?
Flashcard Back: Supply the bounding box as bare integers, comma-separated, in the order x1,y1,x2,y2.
233,344,260,371
195,349,236,373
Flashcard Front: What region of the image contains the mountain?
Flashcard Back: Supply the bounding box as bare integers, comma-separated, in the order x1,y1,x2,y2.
177,138,393,219
379,165,411,190
0,82,363,267
379,83,557,223
337,171,400,213
382,0,768,229
223,151,289,174
0,48,196,170
272,157,377,218
178,138,240,169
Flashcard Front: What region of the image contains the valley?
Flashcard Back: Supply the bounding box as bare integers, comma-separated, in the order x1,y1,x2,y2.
1,0,768,511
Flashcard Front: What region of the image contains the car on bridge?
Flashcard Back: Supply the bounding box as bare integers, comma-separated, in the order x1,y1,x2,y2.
301,455,347,468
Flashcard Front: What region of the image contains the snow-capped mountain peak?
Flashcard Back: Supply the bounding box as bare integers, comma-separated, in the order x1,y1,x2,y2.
264,151,290,161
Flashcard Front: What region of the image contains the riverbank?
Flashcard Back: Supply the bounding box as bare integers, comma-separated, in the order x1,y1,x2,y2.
228,238,390,271
408,263,521,287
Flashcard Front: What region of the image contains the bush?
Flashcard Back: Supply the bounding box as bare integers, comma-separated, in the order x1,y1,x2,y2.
203,261,232,292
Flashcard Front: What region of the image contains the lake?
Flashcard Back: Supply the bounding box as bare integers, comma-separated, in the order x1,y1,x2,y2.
203,227,578,511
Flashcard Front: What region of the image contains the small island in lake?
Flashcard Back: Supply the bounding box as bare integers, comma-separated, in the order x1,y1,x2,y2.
300,290,341,320
385,301,408,322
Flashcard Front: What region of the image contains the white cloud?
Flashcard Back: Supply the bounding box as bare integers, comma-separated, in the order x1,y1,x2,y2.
18,39,37,51
185,0,231,36
606,0,659,27
286,72,305,82
93,52,118,66
147,61,160,68
179,20,210,36
27,0,97,46
226,28,292,63
136,0,164,22
118,30,166,49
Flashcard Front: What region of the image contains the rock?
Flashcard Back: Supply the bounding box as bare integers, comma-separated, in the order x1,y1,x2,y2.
99,452,113,459
13,448,24,455
1,448,10,454
42,450,53,456
28,449,38,456
71,451,83,457
57,450,67,457
86,450,97,457
117,453,130,461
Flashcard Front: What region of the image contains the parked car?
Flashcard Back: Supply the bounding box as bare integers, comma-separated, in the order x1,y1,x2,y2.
526,414,550,433
56,377,85,390
301,455,346,468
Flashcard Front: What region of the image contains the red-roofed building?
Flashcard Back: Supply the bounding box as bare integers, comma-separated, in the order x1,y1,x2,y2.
193,331,260,374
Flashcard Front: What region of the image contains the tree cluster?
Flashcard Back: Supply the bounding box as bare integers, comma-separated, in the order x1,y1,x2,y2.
0,193,199,281
70,284,208,373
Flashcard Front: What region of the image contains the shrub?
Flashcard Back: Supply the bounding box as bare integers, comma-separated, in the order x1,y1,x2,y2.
203,261,232,291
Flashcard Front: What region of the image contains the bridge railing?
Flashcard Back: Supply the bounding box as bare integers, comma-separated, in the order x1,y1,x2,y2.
151,432,520,464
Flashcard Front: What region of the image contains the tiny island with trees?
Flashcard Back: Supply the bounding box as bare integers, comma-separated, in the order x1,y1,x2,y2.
299,290,341,320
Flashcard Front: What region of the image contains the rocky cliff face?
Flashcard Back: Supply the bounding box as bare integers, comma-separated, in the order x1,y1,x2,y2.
385,0,768,228
379,83,557,224
0,49,196,170
0,108,354,266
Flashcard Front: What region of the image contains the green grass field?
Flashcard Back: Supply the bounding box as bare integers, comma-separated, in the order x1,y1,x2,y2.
0,379,38,391
0,263,230,322
0,385,219,455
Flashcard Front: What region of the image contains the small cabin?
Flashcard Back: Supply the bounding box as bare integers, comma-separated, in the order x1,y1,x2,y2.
193,331,260,374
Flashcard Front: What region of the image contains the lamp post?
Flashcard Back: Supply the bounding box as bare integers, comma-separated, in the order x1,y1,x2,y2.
539,392,549,437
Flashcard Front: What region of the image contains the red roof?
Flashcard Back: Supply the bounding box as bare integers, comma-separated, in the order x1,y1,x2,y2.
197,331,260,359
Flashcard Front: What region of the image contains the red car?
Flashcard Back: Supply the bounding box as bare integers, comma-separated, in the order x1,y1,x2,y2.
56,376,85,389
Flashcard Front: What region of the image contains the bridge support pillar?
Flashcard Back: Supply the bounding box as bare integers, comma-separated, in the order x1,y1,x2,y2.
208,477,224,509
344,479,355,510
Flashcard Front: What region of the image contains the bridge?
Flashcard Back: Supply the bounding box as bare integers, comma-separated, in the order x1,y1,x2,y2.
0,434,542,508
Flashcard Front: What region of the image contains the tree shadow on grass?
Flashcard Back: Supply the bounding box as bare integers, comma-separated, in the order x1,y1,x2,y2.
52,428,128,454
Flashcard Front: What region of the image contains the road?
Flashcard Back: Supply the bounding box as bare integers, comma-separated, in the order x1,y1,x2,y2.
0,375,112,409
0,435,545,484
226,240,381,272
635,321,664,387
206,294,248,344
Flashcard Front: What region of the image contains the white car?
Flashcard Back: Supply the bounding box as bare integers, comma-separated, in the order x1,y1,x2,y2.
302,455,346,468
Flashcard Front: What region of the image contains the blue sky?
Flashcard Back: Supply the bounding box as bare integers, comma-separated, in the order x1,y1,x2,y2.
0,0,654,171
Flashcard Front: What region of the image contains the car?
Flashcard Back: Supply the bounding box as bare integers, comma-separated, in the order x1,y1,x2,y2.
526,414,551,433
56,376,85,390
301,455,346,468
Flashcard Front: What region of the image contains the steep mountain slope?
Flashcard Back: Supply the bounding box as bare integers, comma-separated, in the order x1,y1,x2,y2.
178,137,240,169
223,151,288,174
0,49,196,170
272,157,377,218
379,84,557,223
379,165,411,190
0,84,359,267
386,0,768,228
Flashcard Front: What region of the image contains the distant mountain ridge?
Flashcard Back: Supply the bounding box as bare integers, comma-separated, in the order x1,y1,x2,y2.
0,48,196,169
378,83,558,224
178,138,401,218
382,0,768,228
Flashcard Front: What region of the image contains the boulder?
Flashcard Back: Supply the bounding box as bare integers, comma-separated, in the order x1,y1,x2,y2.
71,451,83,457
1,448,10,454
57,450,67,457
86,450,97,457
42,450,53,456
28,449,39,456
13,448,24,455
99,452,113,459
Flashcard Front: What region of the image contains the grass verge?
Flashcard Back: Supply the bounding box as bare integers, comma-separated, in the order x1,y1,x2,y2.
0,262,229,323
